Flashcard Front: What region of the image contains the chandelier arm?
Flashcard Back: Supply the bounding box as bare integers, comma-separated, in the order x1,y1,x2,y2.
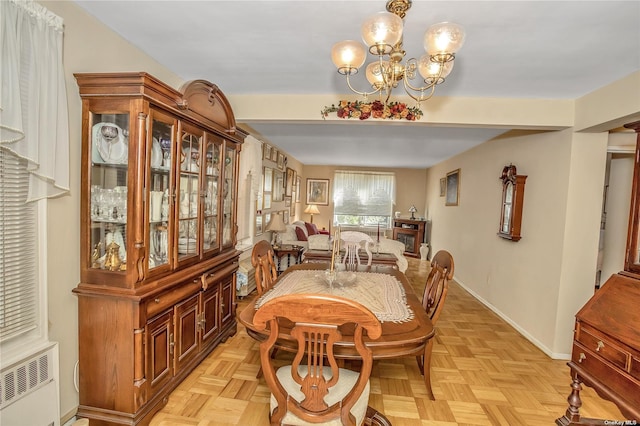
345,72,382,98
402,78,437,103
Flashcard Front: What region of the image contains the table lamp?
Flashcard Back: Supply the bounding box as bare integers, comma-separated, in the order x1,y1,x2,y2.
266,212,287,248
409,205,417,220
304,204,320,223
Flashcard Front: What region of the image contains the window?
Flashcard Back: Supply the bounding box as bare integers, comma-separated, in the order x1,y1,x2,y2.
0,149,39,343
333,171,395,228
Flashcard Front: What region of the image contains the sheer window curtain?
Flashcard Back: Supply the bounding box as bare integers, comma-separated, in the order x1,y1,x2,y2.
1,0,70,201
333,171,396,218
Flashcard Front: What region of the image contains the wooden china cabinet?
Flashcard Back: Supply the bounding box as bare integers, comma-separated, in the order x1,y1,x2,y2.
556,121,640,424
73,73,246,425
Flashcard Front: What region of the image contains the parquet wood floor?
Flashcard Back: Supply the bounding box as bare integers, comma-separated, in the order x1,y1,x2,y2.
150,258,626,425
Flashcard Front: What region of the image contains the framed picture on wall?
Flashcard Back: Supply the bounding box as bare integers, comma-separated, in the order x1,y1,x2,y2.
285,167,295,196
295,176,301,202
277,152,285,170
440,178,446,197
271,148,278,162
255,212,263,235
263,167,273,192
263,143,272,160
446,169,460,206
306,178,330,205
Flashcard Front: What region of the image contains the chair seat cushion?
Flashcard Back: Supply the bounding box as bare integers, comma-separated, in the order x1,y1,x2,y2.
270,365,370,426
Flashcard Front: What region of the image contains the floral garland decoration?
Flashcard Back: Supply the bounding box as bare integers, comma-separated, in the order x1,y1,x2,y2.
321,100,423,121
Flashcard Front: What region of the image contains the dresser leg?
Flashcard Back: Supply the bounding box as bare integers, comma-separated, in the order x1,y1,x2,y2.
555,376,583,425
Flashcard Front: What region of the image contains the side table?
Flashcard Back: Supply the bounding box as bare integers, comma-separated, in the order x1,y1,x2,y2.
272,244,305,274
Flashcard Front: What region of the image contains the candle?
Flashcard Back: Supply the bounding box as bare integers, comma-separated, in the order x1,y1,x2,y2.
330,231,337,272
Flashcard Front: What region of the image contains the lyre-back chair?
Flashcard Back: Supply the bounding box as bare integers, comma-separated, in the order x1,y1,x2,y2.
254,294,384,426
251,240,278,296
339,231,373,268
418,249,454,400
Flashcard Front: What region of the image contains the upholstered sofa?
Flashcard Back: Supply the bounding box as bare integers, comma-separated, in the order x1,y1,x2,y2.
279,221,331,250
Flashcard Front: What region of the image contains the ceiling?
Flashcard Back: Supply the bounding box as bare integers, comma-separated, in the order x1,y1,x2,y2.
74,0,640,168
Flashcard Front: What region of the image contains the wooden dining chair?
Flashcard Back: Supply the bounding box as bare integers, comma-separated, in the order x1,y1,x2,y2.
340,231,373,268
253,293,389,426
251,240,278,296
418,249,454,400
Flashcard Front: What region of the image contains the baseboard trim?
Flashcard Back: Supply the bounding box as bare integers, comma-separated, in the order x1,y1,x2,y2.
453,276,572,360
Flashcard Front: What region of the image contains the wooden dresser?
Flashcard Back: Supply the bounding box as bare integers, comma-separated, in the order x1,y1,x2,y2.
557,121,640,424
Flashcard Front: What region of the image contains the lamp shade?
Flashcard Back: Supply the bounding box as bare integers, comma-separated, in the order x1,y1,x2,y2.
361,11,403,52
304,205,320,215
424,22,466,57
417,54,454,82
265,213,286,233
331,40,367,74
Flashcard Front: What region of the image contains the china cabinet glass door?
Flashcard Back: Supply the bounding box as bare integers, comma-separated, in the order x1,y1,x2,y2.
221,144,236,248
89,112,130,272
177,123,202,264
148,110,175,272
203,135,222,255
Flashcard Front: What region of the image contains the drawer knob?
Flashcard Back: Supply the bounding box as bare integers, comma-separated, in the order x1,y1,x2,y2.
596,340,604,351
578,352,586,363
154,298,160,303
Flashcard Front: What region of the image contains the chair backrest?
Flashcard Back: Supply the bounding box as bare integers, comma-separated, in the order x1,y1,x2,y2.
423,250,454,324
340,231,373,267
254,294,382,426
251,240,278,296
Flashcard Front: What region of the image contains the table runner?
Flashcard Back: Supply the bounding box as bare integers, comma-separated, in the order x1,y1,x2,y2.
255,269,414,323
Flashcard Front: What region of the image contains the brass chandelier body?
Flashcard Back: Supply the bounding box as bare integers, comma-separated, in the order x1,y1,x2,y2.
331,0,465,105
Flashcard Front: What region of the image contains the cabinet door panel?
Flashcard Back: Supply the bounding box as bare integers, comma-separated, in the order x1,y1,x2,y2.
176,122,203,267
221,276,235,327
174,293,200,372
221,144,237,249
146,311,173,394
147,109,176,275
203,134,222,256
200,285,220,346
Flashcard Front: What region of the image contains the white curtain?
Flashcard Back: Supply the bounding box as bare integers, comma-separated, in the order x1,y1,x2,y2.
1,0,70,201
333,170,396,216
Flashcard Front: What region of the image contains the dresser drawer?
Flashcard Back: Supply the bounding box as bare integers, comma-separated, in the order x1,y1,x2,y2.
146,278,202,318
572,342,640,409
576,323,628,371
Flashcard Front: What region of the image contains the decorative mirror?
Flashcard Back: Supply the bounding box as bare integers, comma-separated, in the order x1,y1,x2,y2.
498,164,527,241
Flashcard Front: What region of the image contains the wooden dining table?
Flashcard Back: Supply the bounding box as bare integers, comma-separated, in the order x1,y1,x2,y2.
237,262,434,385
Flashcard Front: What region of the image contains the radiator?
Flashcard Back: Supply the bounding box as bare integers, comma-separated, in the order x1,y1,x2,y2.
0,342,60,426
237,258,256,297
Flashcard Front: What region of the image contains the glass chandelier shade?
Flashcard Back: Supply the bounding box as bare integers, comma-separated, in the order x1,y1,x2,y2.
331,40,367,75
424,22,466,61
361,11,403,55
417,54,454,82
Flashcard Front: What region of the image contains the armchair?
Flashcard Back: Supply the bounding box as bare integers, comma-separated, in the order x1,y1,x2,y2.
279,220,331,251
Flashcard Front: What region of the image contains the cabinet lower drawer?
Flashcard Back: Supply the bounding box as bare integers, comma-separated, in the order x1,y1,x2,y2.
147,278,202,317
572,342,640,409
576,323,628,370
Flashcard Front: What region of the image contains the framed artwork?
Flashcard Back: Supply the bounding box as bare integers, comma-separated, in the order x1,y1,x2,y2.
295,176,301,202
277,152,285,170
273,169,284,201
264,212,271,228
256,190,263,210
255,212,263,235
446,169,460,206
439,178,446,197
263,167,273,192
306,178,330,205
283,210,289,224
263,143,272,160
285,167,295,196
271,148,278,162
284,196,291,207
263,192,272,209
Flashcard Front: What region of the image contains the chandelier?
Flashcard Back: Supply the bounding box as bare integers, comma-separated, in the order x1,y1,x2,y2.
331,0,465,105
